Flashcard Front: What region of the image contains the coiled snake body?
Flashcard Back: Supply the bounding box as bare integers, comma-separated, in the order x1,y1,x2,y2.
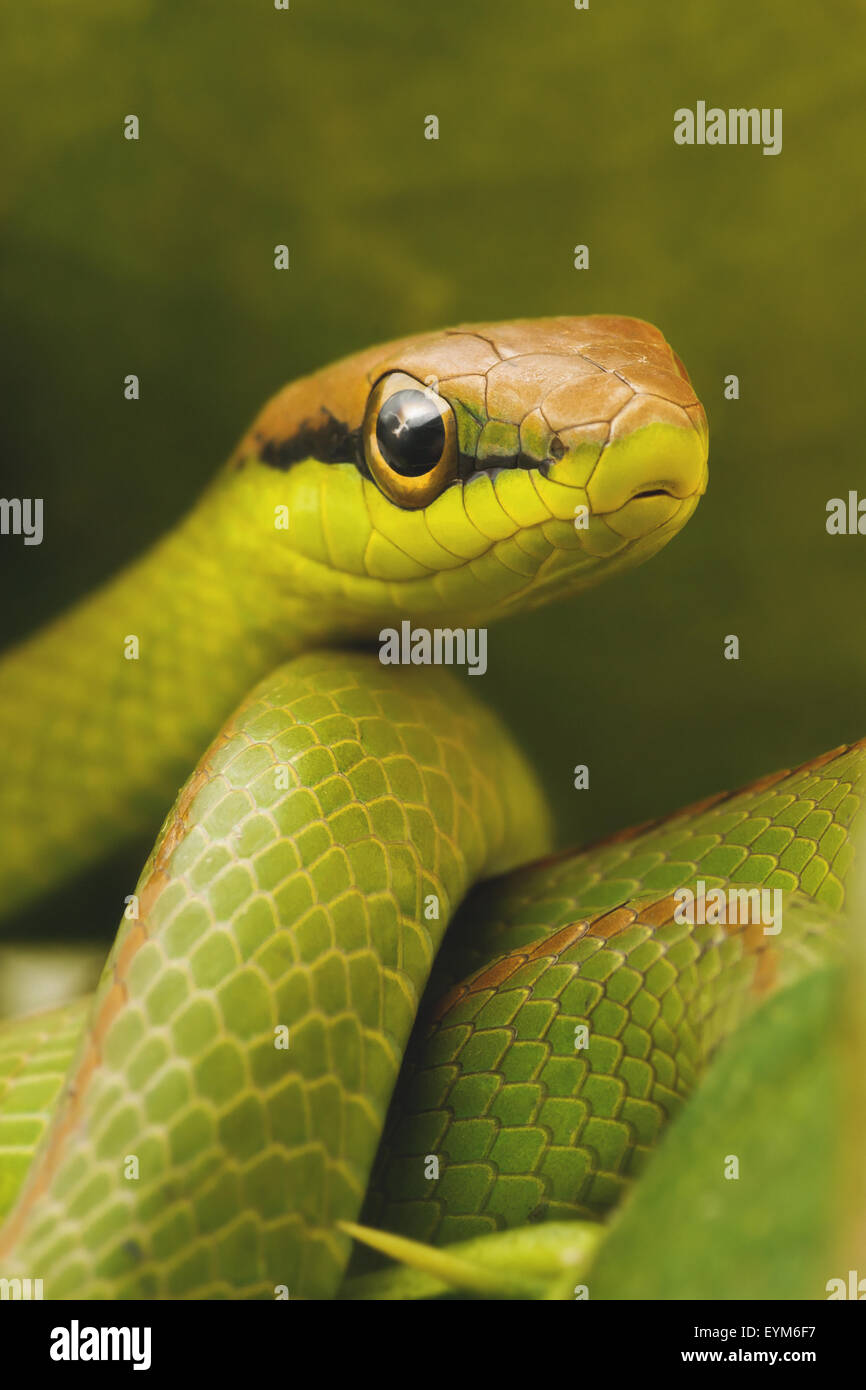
0,318,859,1299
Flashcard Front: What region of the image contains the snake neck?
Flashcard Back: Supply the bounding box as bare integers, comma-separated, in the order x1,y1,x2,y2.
0,474,330,918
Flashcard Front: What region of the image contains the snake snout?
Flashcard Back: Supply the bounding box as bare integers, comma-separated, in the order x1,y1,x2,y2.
585,418,708,518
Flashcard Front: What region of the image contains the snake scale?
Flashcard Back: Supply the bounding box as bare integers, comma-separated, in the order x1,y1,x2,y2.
0,317,860,1299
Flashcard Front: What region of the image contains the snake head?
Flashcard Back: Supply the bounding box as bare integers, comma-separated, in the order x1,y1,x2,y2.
228,316,708,629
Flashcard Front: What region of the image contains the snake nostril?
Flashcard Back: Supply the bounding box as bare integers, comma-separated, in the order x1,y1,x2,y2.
632,487,674,500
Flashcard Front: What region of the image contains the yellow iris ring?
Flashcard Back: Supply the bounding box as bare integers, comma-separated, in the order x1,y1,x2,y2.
363,371,458,509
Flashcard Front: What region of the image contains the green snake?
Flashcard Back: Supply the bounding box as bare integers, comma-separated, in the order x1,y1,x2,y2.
0,316,860,1300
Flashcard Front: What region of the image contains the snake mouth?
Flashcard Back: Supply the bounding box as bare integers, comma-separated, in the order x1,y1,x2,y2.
592,476,703,518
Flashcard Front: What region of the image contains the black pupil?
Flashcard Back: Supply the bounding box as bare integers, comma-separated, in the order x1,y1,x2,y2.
376,389,445,477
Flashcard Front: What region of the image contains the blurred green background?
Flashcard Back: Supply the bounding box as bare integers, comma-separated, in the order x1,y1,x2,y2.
1,0,864,943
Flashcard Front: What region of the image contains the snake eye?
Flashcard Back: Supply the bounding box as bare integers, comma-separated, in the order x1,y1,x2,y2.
363,372,457,508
